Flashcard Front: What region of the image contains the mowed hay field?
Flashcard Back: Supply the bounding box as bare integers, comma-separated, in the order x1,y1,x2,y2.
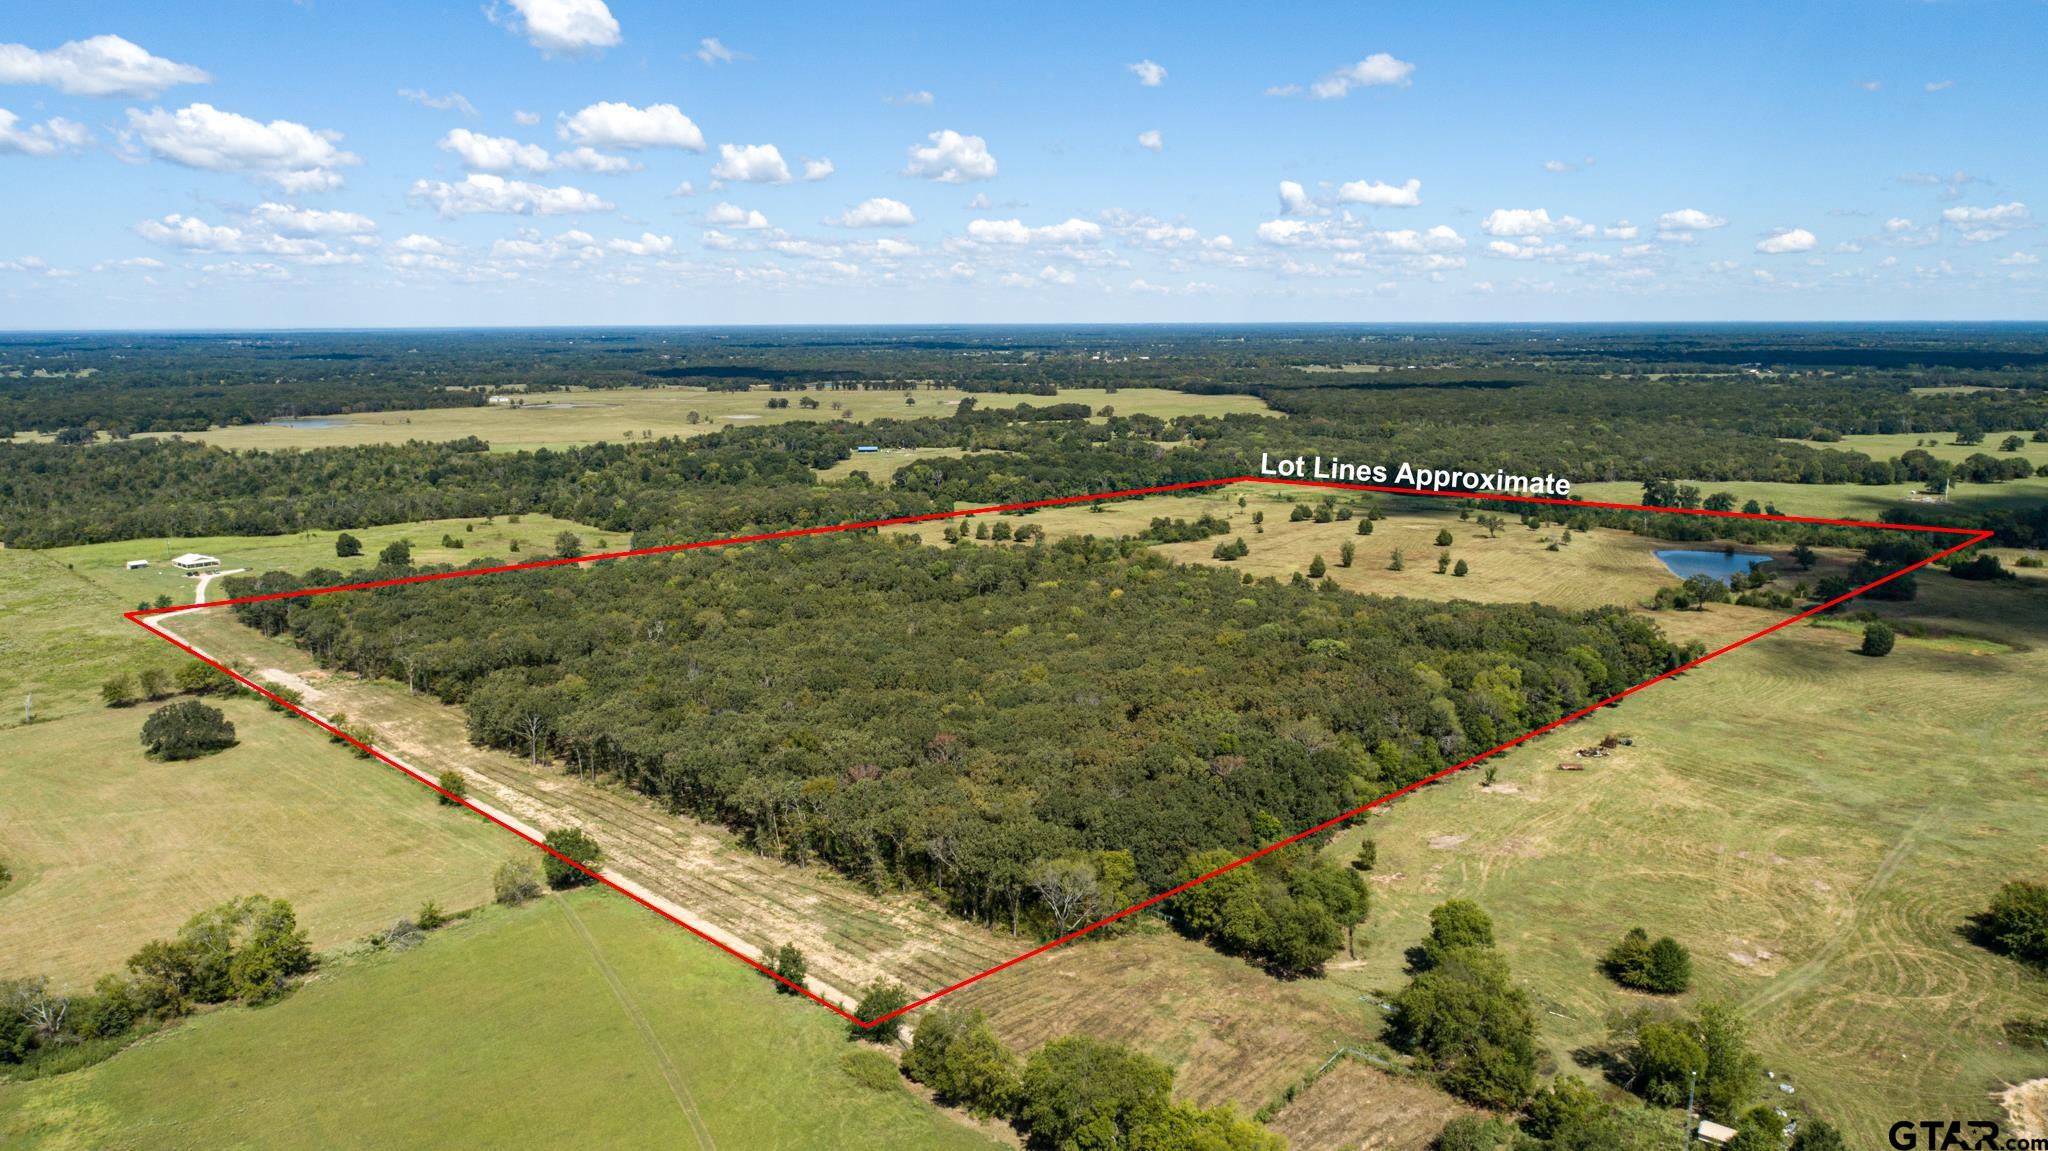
1576,475,2048,527
0,695,507,990
2,514,609,728
0,890,1004,1151
1808,429,2048,469
35,385,1274,453
971,483,1706,612
1323,568,2048,1148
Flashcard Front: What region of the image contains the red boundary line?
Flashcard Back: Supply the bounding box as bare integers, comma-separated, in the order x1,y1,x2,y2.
125,476,1990,1028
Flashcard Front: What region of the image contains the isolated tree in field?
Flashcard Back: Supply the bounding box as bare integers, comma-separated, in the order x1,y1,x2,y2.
1477,513,1506,538
140,699,238,760
851,981,911,1042
1308,554,1327,579
1356,518,1374,535
1417,899,1495,971
378,538,411,567
1340,541,1356,568
1435,528,1455,547
539,827,601,888
554,531,583,559
1980,880,2048,965
436,770,467,805
1645,936,1693,992
1453,559,1469,577
1605,928,1691,993
1791,542,1817,569
903,1007,1020,1118
137,667,171,700
1352,839,1377,872
1390,940,1537,1107
493,856,541,905
2001,434,2026,452
101,672,138,707
1860,621,1895,657
1437,551,1452,574
1030,856,1100,937
335,532,362,558
772,942,808,992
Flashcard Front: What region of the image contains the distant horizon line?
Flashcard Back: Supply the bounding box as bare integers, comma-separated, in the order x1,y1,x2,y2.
5,319,2048,336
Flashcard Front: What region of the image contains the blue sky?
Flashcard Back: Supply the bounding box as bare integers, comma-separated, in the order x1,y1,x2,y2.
1,0,2042,327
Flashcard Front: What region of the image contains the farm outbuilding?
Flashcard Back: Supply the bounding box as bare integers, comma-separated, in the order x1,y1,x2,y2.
1695,1120,1738,1146
125,559,149,570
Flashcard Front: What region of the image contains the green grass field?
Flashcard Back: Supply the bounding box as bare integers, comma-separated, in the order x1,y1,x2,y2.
0,890,1003,1151
1804,429,2048,468
1320,566,2048,1147
23,386,1273,453
1576,476,2048,525
815,445,999,482
0,694,508,990
0,514,607,728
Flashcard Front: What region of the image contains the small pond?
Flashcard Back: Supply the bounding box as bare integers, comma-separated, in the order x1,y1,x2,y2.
1655,548,1771,584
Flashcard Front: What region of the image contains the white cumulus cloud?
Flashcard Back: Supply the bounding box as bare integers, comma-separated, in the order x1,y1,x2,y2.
1941,201,2030,242
1277,180,1324,217
410,173,613,217
440,128,553,173
1136,129,1162,152
0,108,91,155
1338,178,1421,207
710,142,791,183
0,34,209,97
1309,53,1415,100
1128,60,1167,87
834,197,916,228
248,202,377,235
607,232,673,256
1656,208,1728,235
1755,227,1817,254
494,0,621,55
125,103,359,189
706,202,770,230
1481,208,1576,237
967,218,1102,245
905,129,997,183
560,101,703,150
802,157,834,181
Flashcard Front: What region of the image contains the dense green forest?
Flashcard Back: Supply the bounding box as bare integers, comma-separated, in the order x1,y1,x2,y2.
9,325,2048,437
224,533,1680,955
8,326,2048,548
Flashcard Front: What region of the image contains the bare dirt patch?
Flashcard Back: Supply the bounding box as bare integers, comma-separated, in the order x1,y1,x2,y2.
2004,1079,2048,1138
1265,1060,1469,1151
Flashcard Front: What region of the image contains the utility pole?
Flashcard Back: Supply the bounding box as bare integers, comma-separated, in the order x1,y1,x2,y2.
1684,1069,1698,1148
23,692,31,724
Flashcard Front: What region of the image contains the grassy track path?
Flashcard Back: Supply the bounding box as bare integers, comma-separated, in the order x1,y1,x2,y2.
556,895,719,1151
